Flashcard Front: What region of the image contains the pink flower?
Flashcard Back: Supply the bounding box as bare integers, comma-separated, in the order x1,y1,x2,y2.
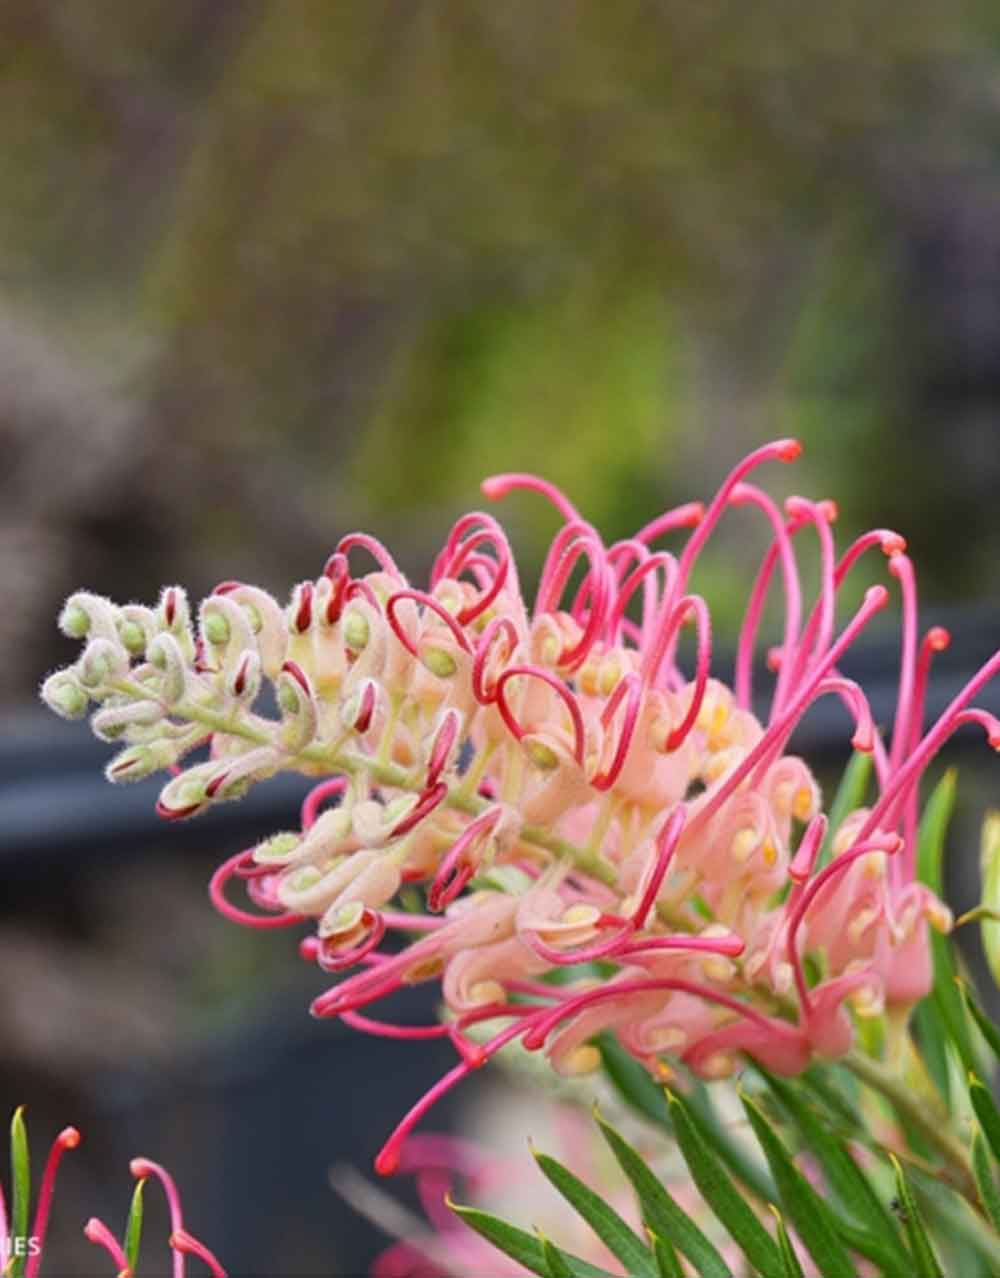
45,440,1000,1173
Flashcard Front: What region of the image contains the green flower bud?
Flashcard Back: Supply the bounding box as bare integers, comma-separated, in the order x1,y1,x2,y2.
117,619,147,654
59,601,91,639
254,832,301,863
202,611,231,646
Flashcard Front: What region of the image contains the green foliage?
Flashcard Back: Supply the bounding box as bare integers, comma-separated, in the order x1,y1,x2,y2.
9,1109,29,1278
124,1174,146,1275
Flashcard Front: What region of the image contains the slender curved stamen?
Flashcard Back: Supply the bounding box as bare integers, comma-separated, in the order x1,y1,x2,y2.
811,676,878,755
375,1020,527,1176
340,1011,453,1040
632,806,687,927
608,552,678,647
494,666,586,767
785,833,902,1013
690,586,889,835
385,591,473,659
729,484,803,716
83,1218,132,1276
634,501,705,545
860,649,1000,845
787,814,828,885
471,616,520,704
480,473,580,522
641,595,711,748
522,976,779,1053
301,776,349,830
170,1229,227,1278
130,1158,186,1278
337,533,405,581
26,1127,80,1278
345,578,379,608
392,782,449,838
669,439,801,610
779,496,837,707
209,851,306,929
591,674,643,790
834,528,906,586
428,809,503,913
431,514,513,625
535,523,611,670
888,554,919,774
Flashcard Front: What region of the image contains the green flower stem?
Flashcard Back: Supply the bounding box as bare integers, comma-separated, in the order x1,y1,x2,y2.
844,1049,977,1207
122,684,619,887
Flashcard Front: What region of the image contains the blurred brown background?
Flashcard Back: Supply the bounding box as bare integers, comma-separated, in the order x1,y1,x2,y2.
3,4,1000,1273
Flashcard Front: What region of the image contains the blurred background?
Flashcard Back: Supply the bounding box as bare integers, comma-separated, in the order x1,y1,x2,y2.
3,2,1000,1272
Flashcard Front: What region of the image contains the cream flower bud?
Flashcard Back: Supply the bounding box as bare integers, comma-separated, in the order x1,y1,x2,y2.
117,605,158,656
76,637,128,690
157,587,195,659
146,633,190,705
91,699,164,741
41,670,89,720
276,661,318,753
59,592,119,643
106,739,178,783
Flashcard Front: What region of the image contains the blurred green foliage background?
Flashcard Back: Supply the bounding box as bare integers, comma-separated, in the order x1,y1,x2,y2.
5,0,1000,705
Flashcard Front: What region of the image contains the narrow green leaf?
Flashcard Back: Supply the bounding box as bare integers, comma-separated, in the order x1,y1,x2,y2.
648,1230,684,1278
741,1094,857,1278
666,1090,781,1277
532,1149,657,1278
890,1156,944,1278
969,1075,1000,1162
124,1174,145,1273
818,751,873,869
684,1079,777,1202
763,1072,901,1247
961,983,1000,1063
912,999,953,1105
449,1201,618,1278
594,1110,731,1278
916,773,977,1073
798,1065,861,1133
10,1108,30,1278
979,812,1000,986
771,1207,806,1278
540,1232,575,1278
972,1128,1000,1232
597,1035,672,1130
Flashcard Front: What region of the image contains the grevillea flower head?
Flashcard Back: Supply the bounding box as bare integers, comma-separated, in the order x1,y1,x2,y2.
0,1108,224,1277
45,440,1000,1173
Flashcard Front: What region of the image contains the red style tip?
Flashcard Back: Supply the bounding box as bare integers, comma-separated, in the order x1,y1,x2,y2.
928,626,951,651
374,1148,400,1177
58,1127,81,1149
775,438,803,462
